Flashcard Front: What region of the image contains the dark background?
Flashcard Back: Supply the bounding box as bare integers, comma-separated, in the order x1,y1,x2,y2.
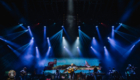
0,0,140,79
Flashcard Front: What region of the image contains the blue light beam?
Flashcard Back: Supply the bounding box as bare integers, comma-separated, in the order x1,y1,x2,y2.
79,30,91,44
96,26,102,41
114,30,138,43
46,47,51,57
0,37,20,48
7,45,20,56
44,26,47,40
115,23,122,31
77,48,83,57
3,30,28,40
64,47,73,58
91,47,101,58
62,26,71,41
28,26,33,37
36,47,40,58
112,26,114,38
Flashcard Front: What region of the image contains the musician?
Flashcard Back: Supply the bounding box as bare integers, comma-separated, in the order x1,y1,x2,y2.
66,63,77,79
55,69,60,79
20,67,27,80
85,61,90,68
126,64,137,80
48,59,57,69
94,66,98,73
93,66,98,80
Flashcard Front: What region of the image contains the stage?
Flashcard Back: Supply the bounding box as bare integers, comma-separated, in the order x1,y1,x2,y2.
0,0,140,80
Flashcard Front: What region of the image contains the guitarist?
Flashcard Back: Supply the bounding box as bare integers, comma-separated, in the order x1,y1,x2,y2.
20,67,27,80
65,63,77,79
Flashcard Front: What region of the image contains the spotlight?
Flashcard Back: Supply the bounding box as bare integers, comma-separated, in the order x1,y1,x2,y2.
28,26,30,28
77,37,79,39
62,26,64,28
91,46,92,48
112,26,114,28
44,26,46,27
49,46,51,48
63,37,65,39
96,26,98,28
93,37,95,39
32,37,34,39
19,24,23,26
78,26,80,28
119,23,122,25
77,47,78,48
104,46,106,48
64,46,65,48
36,47,38,48
47,37,49,39
107,37,110,39
26,29,29,31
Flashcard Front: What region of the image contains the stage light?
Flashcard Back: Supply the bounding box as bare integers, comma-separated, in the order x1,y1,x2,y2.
77,47,78,48
26,29,29,32
64,46,65,48
28,26,30,28
19,24,23,26
104,46,106,48
96,26,98,28
47,37,49,39
93,37,95,39
119,23,122,25
32,37,34,39
108,37,110,39
112,26,114,28
91,46,92,48
44,26,46,27
77,37,79,39
36,46,40,58
49,46,51,48
78,26,80,28
62,26,64,27
63,36,65,39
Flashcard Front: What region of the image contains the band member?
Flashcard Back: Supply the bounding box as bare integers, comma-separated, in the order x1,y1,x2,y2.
55,69,60,79
126,64,137,80
93,66,99,80
48,59,57,69
66,63,77,79
85,61,90,68
20,67,27,80
94,66,98,73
